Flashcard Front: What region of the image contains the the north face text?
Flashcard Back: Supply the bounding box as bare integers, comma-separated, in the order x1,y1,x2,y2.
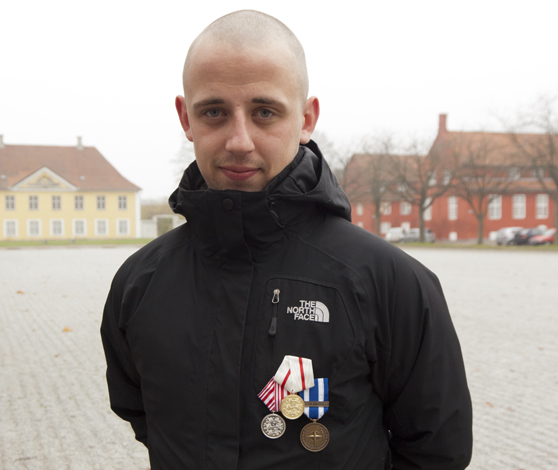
286,301,330,323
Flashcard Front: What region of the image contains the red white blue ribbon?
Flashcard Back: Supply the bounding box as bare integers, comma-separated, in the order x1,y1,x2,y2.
300,378,329,419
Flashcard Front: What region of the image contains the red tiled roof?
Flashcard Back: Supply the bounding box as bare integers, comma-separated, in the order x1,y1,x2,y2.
0,144,140,191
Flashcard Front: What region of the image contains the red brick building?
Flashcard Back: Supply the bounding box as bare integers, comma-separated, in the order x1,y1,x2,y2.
348,115,557,241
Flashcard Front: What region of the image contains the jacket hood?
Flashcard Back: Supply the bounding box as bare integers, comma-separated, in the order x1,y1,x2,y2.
168,141,351,254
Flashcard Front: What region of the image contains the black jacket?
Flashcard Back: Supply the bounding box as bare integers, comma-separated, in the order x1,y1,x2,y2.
101,142,472,469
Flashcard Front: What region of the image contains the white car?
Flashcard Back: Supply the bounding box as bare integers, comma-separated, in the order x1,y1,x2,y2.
385,227,407,243
496,227,523,245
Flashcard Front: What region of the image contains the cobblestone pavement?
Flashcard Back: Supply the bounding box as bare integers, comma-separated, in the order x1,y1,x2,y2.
0,246,556,469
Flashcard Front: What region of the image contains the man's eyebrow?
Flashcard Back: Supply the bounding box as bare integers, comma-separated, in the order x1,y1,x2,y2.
193,98,225,110
252,97,285,107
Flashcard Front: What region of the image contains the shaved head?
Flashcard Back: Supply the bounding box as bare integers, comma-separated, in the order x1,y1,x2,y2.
183,10,309,103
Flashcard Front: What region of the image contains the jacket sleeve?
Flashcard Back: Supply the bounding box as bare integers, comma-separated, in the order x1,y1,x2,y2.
100,272,148,447
380,258,472,469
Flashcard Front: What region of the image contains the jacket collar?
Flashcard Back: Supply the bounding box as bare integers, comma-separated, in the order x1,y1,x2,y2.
168,141,351,256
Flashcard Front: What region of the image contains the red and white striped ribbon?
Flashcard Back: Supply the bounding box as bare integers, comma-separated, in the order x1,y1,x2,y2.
273,356,314,393
258,378,291,413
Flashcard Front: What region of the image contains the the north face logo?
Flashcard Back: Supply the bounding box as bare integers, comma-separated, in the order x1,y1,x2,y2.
286,301,330,323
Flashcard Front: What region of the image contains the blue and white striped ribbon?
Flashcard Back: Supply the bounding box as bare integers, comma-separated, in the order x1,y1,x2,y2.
300,378,329,419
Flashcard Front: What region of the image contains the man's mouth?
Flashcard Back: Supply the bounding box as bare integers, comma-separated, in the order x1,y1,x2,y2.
219,166,260,181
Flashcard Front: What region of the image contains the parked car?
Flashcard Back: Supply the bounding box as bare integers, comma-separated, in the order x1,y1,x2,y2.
496,226,523,245
401,228,436,243
510,227,545,245
528,228,556,245
385,227,407,243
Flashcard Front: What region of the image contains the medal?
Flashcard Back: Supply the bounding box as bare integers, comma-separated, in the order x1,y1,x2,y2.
299,378,330,452
261,413,286,439
300,420,329,452
280,393,305,419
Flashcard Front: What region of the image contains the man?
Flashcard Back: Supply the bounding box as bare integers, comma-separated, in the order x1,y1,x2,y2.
101,10,472,470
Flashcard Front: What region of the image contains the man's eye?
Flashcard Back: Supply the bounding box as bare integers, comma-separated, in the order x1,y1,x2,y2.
205,109,222,118
258,109,274,118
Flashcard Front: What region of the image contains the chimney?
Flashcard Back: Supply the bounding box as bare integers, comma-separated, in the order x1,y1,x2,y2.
76,136,84,150
438,114,447,135
0,134,4,149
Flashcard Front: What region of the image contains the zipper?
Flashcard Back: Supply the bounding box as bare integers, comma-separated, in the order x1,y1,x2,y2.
268,289,280,336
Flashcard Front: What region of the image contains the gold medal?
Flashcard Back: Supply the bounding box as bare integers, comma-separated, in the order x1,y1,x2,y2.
261,413,286,439
280,394,305,420
300,420,329,452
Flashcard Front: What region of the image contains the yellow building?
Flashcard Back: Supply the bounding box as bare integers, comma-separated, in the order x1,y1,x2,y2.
0,136,141,240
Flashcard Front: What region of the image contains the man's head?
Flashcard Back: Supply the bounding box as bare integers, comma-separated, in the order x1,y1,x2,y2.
175,10,319,191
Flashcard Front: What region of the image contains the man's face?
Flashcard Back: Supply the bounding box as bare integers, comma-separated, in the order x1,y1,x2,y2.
176,41,319,191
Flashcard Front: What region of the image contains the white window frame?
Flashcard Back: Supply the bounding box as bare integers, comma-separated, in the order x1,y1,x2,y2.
95,219,109,236
443,170,452,185
380,221,391,234
400,201,411,216
357,221,364,228
355,202,363,216
75,195,84,210
536,194,549,219
117,218,130,236
423,197,432,221
381,202,391,215
3,219,18,237
27,219,42,237
512,194,526,219
97,195,106,210
428,173,437,186
52,195,61,210
508,167,521,180
29,195,38,210
449,231,458,241
118,195,128,210
5,195,15,210
448,196,458,220
50,219,64,236
488,195,502,220
72,219,87,236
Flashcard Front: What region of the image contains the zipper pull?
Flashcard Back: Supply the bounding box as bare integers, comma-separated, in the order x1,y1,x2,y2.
268,289,280,336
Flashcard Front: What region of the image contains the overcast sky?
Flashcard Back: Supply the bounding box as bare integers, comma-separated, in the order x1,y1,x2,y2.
1,1,557,199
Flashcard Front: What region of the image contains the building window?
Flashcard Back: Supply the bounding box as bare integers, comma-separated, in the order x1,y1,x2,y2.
50,219,64,236
381,202,391,215
5,195,15,210
508,167,521,180
97,196,106,210
75,195,84,210
488,195,502,220
73,219,86,236
118,195,128,210
532,168,544,179
401,222,411,231
357,221,364,228
380,222,391,234
428,173,437,186
512,194,526,219
423,198,432,221
95,219,108,236
449,231,458,241
448,196,458,220
117,219,130,236
355,203,363,216
536,194,549,219
27,219,41,236
443,170,452,185
3,220,18,237
29,195,38,210
400,202,411,215
52,195,61,210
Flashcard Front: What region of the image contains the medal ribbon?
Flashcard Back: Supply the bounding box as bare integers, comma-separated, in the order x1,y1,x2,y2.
300,378,329,419
273,356,314,393
258,378,291,413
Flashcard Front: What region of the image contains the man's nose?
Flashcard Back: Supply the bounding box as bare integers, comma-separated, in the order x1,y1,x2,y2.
225,114,255,155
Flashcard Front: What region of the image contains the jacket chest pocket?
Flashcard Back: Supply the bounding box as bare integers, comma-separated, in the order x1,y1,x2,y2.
252,277,356,397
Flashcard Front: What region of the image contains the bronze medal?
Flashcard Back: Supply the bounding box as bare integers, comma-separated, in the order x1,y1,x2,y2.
300,421,329,452
280,394,305,420
261,413,286,439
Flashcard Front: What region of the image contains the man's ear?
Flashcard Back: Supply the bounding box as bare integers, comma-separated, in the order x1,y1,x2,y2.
299,96,320,144
175,96,194,142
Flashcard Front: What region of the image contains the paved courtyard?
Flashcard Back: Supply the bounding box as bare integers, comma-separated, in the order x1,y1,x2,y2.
0,245,556,469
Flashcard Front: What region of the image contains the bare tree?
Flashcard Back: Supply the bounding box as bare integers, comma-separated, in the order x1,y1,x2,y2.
392,139,454,242
449,133,518,244
507,97,558,241
171,134,196,181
